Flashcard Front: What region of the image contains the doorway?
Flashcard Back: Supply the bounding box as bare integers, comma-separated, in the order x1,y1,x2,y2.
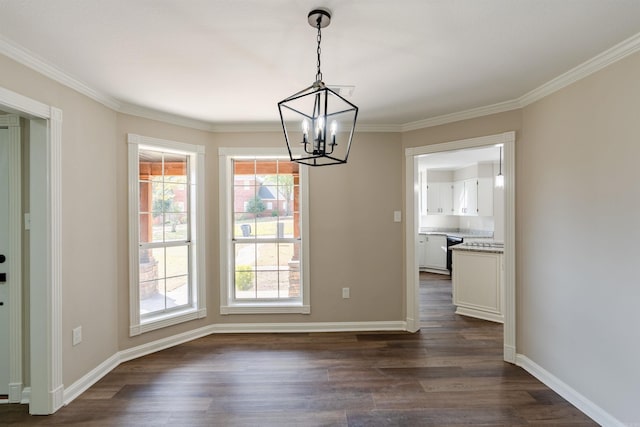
404,131,516,363
0,88,64,414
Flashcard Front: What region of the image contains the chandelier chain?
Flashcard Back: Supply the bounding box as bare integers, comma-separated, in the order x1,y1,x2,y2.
316,20,322,82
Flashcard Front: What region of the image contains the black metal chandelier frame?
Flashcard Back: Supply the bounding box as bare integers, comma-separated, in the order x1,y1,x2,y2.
277,8,359,167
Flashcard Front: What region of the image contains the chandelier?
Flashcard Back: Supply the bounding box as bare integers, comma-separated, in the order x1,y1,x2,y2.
278,8,359,166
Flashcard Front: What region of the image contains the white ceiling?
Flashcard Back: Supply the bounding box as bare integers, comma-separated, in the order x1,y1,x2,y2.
1,0,639,128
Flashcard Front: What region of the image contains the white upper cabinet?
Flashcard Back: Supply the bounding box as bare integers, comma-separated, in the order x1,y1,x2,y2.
452,177,493,216
422,164,494,217
453,179,477,215
427,182,453,215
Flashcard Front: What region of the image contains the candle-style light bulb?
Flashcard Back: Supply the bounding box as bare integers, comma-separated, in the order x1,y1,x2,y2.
330,121,337,145
301,119,309,144
316,116,324,140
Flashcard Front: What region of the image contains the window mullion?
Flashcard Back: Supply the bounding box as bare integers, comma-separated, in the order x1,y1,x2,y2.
140,240,192,249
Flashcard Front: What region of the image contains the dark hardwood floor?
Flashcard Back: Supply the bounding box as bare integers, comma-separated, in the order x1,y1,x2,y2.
0,272,596,426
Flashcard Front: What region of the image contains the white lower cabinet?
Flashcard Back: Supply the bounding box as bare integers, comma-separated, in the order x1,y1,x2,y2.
417,234,427,268
424,234,447,271
417,234,447,271
452,250,504,323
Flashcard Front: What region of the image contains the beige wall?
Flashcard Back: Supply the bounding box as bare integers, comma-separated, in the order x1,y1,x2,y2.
518,51,640,422
0,54,119,387
116,114,404,348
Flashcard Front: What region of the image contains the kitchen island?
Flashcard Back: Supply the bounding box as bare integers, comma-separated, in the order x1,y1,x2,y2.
451,242,504,323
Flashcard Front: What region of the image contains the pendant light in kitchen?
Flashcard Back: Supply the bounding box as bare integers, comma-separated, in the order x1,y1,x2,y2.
277,8,359,166
495,145,504,188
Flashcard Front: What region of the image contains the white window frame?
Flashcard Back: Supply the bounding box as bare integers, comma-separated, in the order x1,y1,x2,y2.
128,133,206,336
219,147,310,314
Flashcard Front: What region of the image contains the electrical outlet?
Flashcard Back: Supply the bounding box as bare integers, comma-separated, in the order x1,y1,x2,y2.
72,326,82,346
342,287,350,299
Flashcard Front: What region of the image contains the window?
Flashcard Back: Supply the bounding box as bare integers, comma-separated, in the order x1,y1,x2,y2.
219,148,309,314
128,134,206,336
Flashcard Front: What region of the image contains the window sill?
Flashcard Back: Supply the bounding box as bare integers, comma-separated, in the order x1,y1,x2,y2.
220,304,310,315
130,307,207,336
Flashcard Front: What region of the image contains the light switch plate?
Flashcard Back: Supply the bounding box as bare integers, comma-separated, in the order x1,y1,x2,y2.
72,326,82,346
393,211,402,222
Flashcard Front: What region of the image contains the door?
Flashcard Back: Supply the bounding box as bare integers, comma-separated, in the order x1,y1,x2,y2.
0,127,10,396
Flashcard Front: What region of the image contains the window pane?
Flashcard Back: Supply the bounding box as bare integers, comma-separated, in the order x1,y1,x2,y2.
164,182,188,213
234,183,255,211
139,181,151,213
234,214,255,239
278,270,292,298
166,275,189,307
140,248,164,281
151,182,166,215
235,243,256,270
140,279,164,315
165,245,189,278
164,154,188,183
278,243,297,267
256,243,278,268
235,266,255,299
255,218,278,238
139,213,152,243
234,159,255,175
256,271,279,299
278,217,293,238
164,213,188,241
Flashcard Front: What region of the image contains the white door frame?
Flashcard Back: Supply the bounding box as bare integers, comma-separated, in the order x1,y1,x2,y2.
405,131,516,363
0,86,63,413
0,114,22,403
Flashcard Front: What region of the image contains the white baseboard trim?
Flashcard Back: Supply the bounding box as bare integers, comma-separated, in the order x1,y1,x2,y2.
503,345,516,364
516,354,626,427
209,321,407,334
20,386,30,404
64,321,408,407
63,353,120,406
9,382,22,403
52,385,64,413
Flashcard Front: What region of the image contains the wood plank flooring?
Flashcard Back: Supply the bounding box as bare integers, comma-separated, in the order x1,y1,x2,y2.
0,272,596,426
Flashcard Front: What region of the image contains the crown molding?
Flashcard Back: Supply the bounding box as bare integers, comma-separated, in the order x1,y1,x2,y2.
517,31,640,108
401,99,521,132
0,35,121,111
118,103,217,132
2,30,639,133
356,123,403,132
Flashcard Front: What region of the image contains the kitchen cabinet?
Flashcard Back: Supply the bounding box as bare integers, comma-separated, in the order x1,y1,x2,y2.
453,179,477,215
426,182,453,215
424,234,447,270
417,234,427,268
452,249,504,323
452,177,493,216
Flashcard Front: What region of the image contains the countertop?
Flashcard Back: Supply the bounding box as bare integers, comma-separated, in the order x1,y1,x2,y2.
450,243,504,254
419,229,494,239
